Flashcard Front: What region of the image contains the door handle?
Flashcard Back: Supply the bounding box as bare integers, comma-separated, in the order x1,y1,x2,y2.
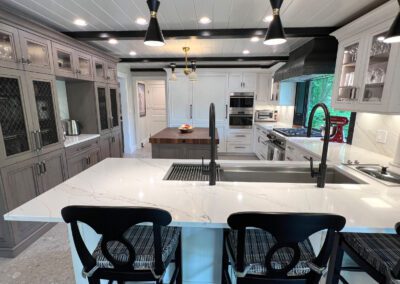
225,105,228,119
190,104,193,119
303,155,311,161
42,160,47,174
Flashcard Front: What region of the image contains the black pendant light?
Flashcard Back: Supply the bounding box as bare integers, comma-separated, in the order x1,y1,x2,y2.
264,0,287,46
384,0,400,44
144,0,165,46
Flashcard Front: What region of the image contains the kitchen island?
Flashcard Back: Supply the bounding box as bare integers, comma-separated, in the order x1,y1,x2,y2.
4,158,400,283
149,127,219,159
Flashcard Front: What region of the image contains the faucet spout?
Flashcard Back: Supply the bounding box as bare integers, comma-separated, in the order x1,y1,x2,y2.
307,103,331,188
209,103,217,185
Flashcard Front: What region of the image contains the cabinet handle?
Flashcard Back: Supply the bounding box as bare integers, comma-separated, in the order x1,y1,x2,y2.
235,135,246,137
303,156,311,161
38,130,43,150
190,104,193,119
36,163,42,176
86,157,90,165
234,146,246,149
225,105,228,119
32,131,39,151
42,160,47,174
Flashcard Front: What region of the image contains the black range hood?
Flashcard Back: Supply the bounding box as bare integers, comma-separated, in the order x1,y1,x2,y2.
274,36,338,82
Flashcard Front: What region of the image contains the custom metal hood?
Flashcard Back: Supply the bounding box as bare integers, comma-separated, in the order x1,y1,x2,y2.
274,37,338,82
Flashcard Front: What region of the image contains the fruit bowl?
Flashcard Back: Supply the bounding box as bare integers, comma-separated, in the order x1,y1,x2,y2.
178,124,193,133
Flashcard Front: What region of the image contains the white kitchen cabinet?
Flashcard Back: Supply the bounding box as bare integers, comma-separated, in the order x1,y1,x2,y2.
269,81,296,106
331,1,400,114
226,129,253,153
285,141,320,162
228,72,257,92
253,125,270,160
256,73,272,102
168,75,193,126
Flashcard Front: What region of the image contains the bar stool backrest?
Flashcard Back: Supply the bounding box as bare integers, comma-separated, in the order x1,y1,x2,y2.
61,205,172,276
227,212,346,279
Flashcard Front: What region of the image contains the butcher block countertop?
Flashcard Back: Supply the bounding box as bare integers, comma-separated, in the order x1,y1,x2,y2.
149,127,219,144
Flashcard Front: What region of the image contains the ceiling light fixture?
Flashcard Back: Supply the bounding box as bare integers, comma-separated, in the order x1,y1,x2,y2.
136,17,148,25
129,50,137,56
144,0,165,47
183,47,192,75
384,0,400,44
199,17,212,25
108,38,118,44
169,63,177,81
242,49,250,54
263,15,273,23
264,0,287,46
188,61,197,81
250,36,260,42
73,19,87,27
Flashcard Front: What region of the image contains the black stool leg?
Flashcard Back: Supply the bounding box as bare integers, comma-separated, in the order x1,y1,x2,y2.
222,230,230,284
327,233,345,284
176,235,183,284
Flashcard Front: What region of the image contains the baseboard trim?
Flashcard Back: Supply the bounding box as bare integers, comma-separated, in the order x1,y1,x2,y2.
0,223,55,258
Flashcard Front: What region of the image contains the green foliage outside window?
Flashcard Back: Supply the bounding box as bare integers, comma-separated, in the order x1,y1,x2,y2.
306,75,352,139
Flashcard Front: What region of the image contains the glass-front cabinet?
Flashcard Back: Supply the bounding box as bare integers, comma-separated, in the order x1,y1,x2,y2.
52,43,75,78
96,84,110,134
0,23,22,69
361,32,391,104
18,31,53,74
332,5,400,113
108,85,120,130
76,51,92,80
93,57,107,82
106,62,118,84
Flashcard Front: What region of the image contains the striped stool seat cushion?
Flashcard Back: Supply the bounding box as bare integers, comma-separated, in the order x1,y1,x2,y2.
227,229,316,276
342,232,400,277
92,225,181,271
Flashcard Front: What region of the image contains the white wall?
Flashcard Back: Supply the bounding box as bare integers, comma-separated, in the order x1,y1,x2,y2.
117,64,136,154
56,80,69,120
352,113,400,158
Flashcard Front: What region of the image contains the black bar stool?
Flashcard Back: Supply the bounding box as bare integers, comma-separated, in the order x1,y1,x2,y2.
61,205,182,284
222,212,346,284
327,222,400,284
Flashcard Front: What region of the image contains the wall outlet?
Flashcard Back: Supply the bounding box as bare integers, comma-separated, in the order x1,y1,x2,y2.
376,130,388,144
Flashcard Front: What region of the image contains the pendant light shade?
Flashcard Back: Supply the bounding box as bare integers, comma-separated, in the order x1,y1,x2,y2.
384,1,400,44
144,0,165,47
189,61,197,81
264,0,287,46
169,63,177,81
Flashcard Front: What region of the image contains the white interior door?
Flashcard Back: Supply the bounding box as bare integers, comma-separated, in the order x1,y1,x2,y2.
147,81,167,135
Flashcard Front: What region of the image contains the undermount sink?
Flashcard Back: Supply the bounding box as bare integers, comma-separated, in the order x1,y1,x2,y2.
164,164,364,184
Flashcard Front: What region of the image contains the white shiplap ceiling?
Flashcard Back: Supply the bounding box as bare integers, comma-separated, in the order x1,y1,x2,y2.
1,0,389,60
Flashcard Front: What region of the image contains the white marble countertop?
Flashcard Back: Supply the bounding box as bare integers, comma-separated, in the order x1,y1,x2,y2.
64,134,100,148
4,158,400,232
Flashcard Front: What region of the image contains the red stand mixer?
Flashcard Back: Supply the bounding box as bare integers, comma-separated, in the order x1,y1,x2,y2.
327,116,349,143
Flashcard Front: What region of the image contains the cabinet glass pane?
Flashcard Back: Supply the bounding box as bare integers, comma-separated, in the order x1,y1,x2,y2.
56,50,72,71
107,66,116,81
97,87,108,130
95,62,105,78
362,32,391,103
26,41,49,66
79,57,91,76
0,32,15,61
337,43,359,102
33,81,59,146
109,88,119,127
0,77,29,156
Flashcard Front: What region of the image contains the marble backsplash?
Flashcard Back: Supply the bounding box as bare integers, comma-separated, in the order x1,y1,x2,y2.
255,104,294,126
352,113,400,158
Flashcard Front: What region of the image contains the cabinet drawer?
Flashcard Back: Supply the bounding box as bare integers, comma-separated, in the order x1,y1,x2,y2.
65,139,99,158
227,143,252,153
227,132,252,143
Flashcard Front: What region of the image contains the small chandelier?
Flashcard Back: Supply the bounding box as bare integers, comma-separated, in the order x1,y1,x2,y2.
169,47,197,81
183,47,192,75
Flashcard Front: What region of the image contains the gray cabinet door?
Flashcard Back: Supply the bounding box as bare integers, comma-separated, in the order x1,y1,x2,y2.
0,68,37,166
25,73,63,155
95,83,110,135
0,23,23,70
52,42,75,79
0,156,43,243
99,135,111,160
108,85,120,131
66,153,87,178
88,147,101,167
110,132,122,158
39,149,67,193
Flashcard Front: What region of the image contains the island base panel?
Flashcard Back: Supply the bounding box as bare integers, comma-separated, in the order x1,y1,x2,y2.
152,144,218,160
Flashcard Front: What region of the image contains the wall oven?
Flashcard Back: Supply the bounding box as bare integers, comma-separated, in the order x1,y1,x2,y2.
229,92,254,129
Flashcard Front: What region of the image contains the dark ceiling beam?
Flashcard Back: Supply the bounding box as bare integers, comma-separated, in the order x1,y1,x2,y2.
130,62,280,71
120,56,288,63
63,27,338,41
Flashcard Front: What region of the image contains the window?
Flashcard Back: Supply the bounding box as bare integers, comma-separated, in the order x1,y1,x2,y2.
306,75,353,140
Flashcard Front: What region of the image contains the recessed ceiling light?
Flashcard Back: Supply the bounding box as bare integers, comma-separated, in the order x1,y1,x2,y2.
377,36,386,42
73,19,87,27
242,49,250,55
199,17,212,25
136,17,148,25
129,51,137,56
108,38,118,45
250,36,260,42
263,15,273,23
